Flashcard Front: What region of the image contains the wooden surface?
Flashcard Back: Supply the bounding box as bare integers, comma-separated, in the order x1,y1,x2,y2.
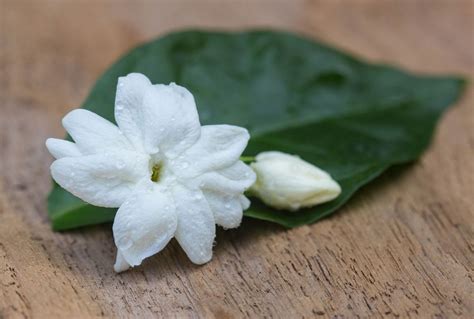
1,0,473,318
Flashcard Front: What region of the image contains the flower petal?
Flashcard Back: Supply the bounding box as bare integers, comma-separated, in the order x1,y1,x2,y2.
115,77,202,156
50,150,149,207
113,187,177,267
45,138,81,159
62,109,133,154
172,185,215,264
195,161,256,194
114,250,131,273
204,190,250,229
173,125,250,179
138,83,201,156
114,73,152,152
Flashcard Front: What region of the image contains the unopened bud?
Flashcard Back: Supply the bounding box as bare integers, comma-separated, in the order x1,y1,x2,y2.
249,151,341,211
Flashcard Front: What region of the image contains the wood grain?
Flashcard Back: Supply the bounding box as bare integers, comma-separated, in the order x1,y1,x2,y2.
1,0,473,318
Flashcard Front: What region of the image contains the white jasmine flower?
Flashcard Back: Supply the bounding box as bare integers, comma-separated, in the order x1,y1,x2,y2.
46,73,256,272
249,151,341,211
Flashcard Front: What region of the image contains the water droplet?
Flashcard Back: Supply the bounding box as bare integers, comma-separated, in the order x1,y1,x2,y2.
194,193,203,200
181,161,189,169
148,145,160,154
171,117,176,122
224,203,231,209
115,160,125,169
70,172,76,177
159,128,164,133
116,104,123,111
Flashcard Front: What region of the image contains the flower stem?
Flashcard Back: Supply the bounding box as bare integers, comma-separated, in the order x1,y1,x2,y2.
240,156,255,163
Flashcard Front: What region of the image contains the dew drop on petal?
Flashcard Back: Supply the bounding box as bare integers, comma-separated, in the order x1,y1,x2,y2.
149,146,160,154
194,193,203,200
115,160,125,169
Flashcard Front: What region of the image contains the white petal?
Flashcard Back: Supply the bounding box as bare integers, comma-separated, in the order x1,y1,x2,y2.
113,188,177,267
114,73,152,151
62,109,133,154
195,161,256,194
239,195,251,209
204,191,250,229
218,161,256,186
138,83,201,156
50,150,149,207
173,125,250,179
45,138,81,159
172,185,215,264
114,250,131,273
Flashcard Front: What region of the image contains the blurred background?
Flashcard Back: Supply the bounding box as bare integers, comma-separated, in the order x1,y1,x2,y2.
1,1,473,318
3,0,472,119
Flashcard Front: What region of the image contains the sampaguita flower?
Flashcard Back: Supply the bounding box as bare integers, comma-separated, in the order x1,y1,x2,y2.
46,73,256,272
249,152,341,211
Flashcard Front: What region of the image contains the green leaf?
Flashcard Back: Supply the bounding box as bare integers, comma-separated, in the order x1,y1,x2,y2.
47,30,465,230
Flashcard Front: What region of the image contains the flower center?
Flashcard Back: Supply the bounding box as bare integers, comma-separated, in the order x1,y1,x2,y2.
150,162,163,182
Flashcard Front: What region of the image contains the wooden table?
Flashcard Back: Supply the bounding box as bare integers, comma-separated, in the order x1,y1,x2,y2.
1,0,473,317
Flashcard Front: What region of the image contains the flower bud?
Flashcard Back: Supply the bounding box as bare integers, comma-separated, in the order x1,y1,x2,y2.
249,151,341,211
